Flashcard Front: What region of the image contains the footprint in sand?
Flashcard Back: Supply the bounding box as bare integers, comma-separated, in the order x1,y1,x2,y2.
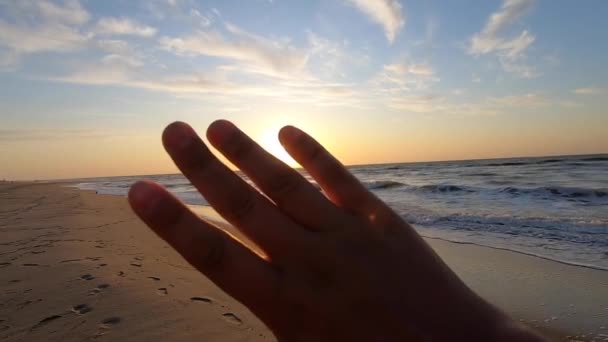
190,297,213,303
88,284,110,296
60,259,81,263
96,317,121,336
157,288,168,296
31,315,61,330
222,313,242,325
71,304,92,315
130,262,142,267
117,271,125,277
101,317,121,326
17,299,42,310
22,263,39,267
80,274,95,281
0,262,11,268
0,324,9,332
147,276,160,281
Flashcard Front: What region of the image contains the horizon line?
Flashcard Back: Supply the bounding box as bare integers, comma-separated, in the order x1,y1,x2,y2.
5,151,606,182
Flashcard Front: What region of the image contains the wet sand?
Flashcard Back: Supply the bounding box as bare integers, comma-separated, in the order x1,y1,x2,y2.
1,182,607,341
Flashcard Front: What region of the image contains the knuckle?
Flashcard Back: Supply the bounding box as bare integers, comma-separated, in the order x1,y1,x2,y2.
306,142,325,164
266,171,301,202
224,186,257,222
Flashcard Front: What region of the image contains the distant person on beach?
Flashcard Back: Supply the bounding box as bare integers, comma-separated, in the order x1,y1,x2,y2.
129,120,546,341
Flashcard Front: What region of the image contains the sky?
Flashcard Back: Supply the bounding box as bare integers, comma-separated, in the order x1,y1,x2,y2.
0,0,607,180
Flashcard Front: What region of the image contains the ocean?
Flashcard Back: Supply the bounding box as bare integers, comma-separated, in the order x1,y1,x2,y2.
69,154,608,270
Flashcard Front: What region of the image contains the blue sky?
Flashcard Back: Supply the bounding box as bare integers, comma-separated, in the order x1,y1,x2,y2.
0,0,607,179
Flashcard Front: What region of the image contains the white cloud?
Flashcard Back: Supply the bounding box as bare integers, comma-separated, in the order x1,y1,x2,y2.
574,87,607,95
469,0,538,78
159,23,308,79
374,61,438,93
96,17,158,37
500,58,538,78
144,0,217,27
389,95,442,113
102,54,144,68
0,0,91,70
46,49,359,107
488,93,547,107
470,0,535,57
0,128,111,141
347,0,405,43
383,62,435,77
37,0,90,25
0,49,19,71
388,92,548,116
97,39,131,54
0,19,89,54
306,32,369,79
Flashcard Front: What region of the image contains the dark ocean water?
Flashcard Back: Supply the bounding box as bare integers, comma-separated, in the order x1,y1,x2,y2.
71,154,608,270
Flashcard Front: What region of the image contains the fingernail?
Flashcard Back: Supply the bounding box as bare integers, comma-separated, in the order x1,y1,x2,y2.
208,119,237,145
164,122,195,150
129,181,161,215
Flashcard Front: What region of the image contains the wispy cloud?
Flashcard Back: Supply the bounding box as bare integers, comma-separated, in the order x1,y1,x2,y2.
0,0,91,69
389,95,442,113
95,17,157,37
0,128,113,141
159,23,308,79
306,32,369,79
574,87,607,95
346,0,405,43
0,20,89,54
488,92,547,107
388,92,548,115
36,0,90,25
47,50,361,108
374,61,438,93
469,0,538,78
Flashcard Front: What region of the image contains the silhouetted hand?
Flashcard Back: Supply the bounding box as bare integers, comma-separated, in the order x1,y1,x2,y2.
129,120,545,341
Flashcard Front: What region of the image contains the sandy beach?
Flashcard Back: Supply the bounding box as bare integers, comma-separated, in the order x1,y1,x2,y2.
1,182,607,341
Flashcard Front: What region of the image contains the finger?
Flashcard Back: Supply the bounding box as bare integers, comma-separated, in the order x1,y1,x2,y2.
128,180,279,317
206,120,341,231
279,126,387,219
162,121,309,258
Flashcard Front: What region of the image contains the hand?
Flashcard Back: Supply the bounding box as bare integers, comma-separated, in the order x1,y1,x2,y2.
128,120,545,341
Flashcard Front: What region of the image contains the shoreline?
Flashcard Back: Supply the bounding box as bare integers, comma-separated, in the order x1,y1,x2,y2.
2,181,607,341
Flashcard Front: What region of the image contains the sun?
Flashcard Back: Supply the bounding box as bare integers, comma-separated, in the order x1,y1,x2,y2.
258,127,299,167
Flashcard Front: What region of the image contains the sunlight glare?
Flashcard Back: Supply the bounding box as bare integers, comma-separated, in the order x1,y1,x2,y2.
259,127,299,167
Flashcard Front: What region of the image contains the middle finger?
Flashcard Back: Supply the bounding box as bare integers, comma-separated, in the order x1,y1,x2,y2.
162,121,309,259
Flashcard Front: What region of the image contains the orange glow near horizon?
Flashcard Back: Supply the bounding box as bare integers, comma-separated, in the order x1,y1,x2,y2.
258,127,299,167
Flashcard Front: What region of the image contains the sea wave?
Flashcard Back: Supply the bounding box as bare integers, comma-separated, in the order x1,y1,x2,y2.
362,180,407,190
418,184,473,193
499,186,608,200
